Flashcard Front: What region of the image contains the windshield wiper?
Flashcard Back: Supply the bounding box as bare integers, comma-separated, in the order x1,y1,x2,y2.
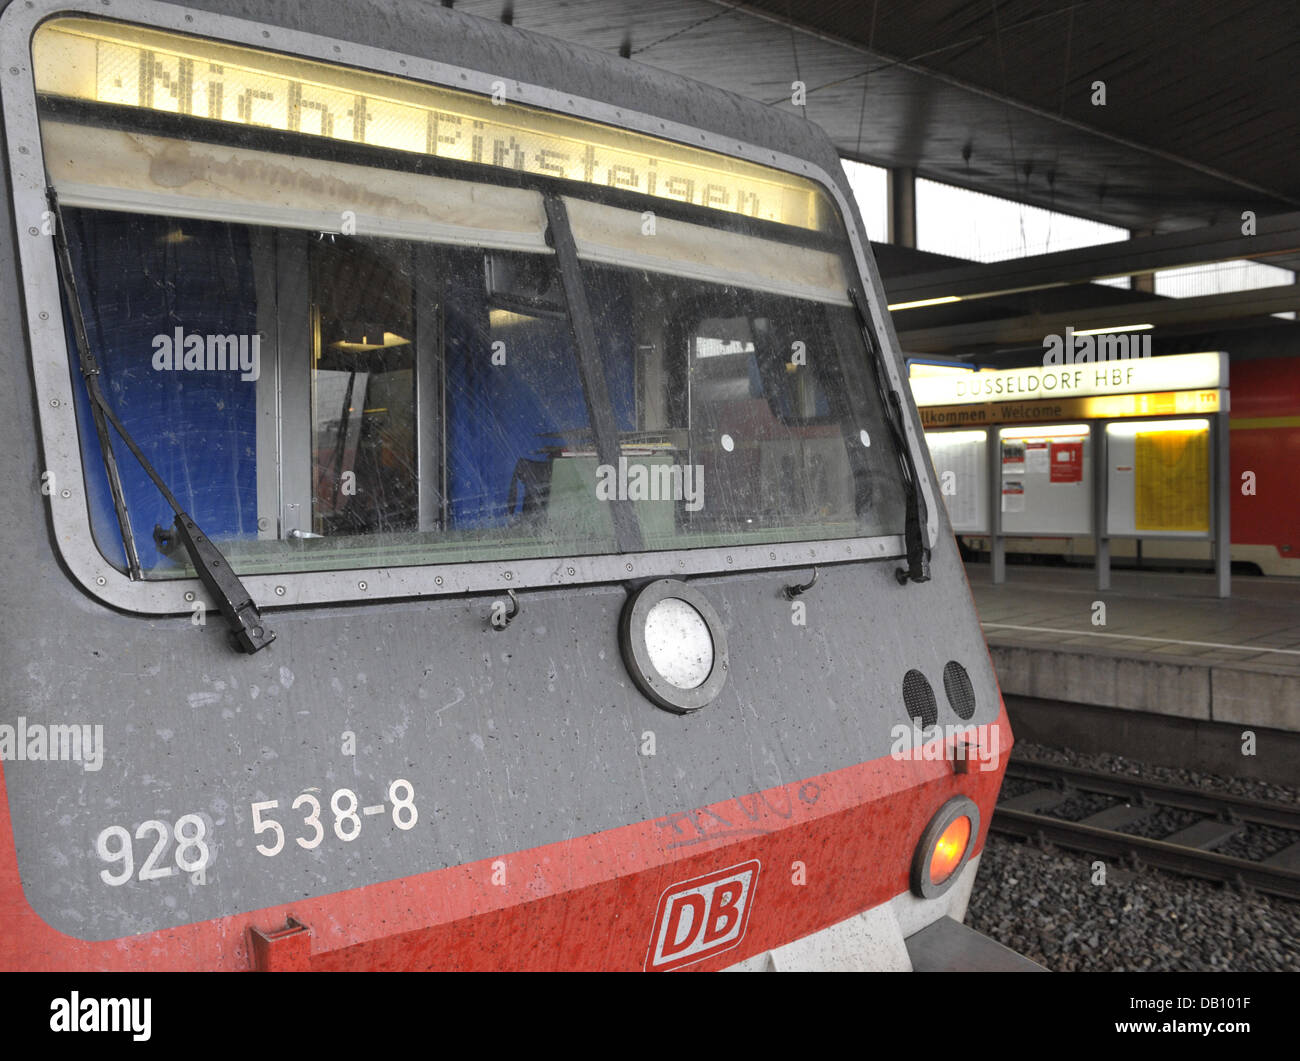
47,187,275,653
847,285,931,585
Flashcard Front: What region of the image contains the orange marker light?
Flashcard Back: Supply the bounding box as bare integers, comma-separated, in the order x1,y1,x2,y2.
928,815,972,885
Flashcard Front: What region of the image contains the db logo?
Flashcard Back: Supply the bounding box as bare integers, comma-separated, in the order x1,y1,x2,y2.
645,860,760,971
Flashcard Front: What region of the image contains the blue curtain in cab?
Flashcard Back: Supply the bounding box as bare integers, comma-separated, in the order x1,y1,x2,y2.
63,208,258,572
443,260,634,529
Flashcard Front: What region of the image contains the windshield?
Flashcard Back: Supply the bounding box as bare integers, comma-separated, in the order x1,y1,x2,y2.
36,17,908,582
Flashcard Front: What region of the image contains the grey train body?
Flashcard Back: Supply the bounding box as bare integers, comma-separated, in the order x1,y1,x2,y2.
0,0,997,944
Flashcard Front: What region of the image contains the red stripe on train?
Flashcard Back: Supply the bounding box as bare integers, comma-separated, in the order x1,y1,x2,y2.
0,707,1007,971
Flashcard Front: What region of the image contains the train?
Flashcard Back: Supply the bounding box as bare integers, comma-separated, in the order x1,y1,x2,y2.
0,0,1010,971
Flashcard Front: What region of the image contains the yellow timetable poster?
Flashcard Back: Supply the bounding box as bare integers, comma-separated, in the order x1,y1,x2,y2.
1134,428,1209,531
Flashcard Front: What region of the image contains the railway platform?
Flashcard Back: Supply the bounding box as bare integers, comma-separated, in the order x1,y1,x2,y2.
965,563,1300,783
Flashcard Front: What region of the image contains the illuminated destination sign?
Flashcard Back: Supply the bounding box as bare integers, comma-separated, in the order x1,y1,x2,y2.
33,18,824,230
909,352,1225,407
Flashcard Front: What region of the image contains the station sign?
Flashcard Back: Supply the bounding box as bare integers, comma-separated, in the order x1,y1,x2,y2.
919,388,1222,428
911,352,1225,428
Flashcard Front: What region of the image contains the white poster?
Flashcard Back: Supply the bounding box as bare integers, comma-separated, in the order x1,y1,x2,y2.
1001,480,1026,513
925,430,989,533
1001,440,1025,475
1025,441,1050,474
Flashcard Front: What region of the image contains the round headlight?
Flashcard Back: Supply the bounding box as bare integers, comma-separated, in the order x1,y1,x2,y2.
620,580,729,714
911,796,980,899
644,597,714,690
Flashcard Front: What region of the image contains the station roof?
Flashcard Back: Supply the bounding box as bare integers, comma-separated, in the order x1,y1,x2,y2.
450,0,1298,360
451,0,1298,234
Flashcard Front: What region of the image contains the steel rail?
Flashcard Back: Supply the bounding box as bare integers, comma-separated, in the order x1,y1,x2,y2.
991,807,1300,901
993,760,1300,900
1003,760,1300,830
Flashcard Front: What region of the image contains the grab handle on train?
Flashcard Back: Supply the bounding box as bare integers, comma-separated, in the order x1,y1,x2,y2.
490,589,521,631
782,567,818,600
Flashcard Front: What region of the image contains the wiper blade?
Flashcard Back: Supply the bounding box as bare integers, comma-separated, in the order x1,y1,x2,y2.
47,187,275,653
847,285,931,585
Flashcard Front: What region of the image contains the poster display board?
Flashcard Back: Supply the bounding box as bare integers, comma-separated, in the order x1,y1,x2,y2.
998,425,1092,535
923,430,988,533
1106,419,1211,537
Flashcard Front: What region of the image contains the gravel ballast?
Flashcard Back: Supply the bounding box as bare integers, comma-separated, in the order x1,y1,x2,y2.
966,742,1300,972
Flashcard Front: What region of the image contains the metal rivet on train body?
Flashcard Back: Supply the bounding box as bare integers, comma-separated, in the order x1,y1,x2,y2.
184,591,195,602
625,563,633,572
435,576,443,585
358,581,367,591
38,311,48,320
9,68,19,76
275,586,286,596
28,227,37,236
503,571,512,581
96,576,106,586
18,146,28,154
59,489,70,498
567,567,575,576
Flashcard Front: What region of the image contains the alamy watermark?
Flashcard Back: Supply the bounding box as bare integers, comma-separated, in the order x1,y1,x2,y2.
50,992,150,1041
0,716,104,772
890,720,1001,772
595,457,704,511
1043,326,1151,366
151,328,261,381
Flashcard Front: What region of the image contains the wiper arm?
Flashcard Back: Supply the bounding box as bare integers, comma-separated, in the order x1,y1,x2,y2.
847,285,931,585
48,187,275,653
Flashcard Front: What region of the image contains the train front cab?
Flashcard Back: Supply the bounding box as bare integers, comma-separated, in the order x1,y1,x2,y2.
0,0,1011,971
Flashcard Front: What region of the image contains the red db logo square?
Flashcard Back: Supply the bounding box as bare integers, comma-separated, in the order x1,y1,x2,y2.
646,860,760,971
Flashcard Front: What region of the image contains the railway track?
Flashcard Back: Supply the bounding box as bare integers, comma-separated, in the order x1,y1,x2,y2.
991,759,1300,901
